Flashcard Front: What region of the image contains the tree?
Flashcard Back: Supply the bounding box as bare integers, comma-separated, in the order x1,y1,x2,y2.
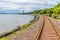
33,10,38,14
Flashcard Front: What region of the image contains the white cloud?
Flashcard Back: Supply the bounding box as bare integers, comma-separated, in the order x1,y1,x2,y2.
46,0,57,5
0,0,60,13
0,2,20,10
0,2,43,10
6,0,27,3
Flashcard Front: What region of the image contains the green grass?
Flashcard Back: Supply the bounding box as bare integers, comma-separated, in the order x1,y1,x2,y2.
56,18,60,20
0,22,34,40
0,36,7,40
56,14,60,20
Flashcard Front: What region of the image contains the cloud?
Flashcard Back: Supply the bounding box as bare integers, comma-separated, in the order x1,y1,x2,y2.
0,0,60,13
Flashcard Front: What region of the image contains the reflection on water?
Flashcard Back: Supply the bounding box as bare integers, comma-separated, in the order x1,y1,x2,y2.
0,14,34,34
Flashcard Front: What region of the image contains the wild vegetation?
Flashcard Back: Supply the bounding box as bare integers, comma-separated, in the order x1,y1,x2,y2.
31,3,60,19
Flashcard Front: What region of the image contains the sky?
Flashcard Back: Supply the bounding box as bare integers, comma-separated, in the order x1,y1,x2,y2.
0,0,60,13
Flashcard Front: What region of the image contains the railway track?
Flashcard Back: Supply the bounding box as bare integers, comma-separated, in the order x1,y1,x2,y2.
7,16,60,40
8,15,45,40
48,17,60,39
38,16,60,40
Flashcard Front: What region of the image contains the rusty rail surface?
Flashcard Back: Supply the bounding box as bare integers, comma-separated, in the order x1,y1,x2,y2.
48,17,60,38
8,16,60,40
8,15,45,40
38,16,59,40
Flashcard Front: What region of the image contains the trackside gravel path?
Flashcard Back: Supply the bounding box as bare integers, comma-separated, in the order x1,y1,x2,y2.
39,16,59,40
7,16,60,40
8,15,44,40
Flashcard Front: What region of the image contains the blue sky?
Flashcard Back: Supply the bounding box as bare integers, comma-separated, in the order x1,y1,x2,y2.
0,0,60,13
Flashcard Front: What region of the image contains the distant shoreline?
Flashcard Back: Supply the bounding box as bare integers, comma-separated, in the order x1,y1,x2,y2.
0,13,33,15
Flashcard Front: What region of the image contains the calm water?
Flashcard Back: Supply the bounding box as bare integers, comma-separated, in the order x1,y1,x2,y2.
0,14,34,35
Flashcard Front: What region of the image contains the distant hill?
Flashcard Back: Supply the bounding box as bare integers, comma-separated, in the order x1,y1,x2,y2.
53,3,60,14
30,3,60,15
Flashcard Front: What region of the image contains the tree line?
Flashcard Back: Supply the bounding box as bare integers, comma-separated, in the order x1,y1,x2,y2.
30,3,60,18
